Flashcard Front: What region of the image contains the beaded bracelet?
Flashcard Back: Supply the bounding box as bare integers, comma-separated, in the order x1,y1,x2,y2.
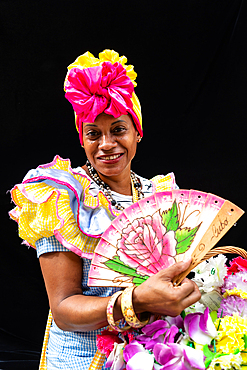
121,286,150,328
106,290,131,332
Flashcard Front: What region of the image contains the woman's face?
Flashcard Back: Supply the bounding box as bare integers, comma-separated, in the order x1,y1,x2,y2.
82,113,140,180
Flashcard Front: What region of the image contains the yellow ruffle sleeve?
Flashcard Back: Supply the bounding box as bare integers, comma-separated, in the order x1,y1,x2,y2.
9,155,177,258
9,155,121,258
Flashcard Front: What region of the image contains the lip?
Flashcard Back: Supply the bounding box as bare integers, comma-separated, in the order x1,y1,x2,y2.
97,153,124,164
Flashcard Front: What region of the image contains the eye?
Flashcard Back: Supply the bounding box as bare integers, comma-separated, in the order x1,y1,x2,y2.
86,130,100,138
112,126,126,134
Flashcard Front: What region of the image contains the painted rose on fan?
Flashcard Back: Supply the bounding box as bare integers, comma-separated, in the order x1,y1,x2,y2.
104,201,200,285
117,214,177,276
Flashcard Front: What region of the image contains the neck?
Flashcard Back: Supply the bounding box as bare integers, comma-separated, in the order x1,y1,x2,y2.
100,172,132,195
82,164,132,196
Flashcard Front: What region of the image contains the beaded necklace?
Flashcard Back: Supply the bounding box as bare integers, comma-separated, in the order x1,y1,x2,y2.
86,160,144,211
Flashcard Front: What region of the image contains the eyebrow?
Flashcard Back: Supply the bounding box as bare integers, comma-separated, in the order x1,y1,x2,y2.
84,124,97,128
111,119,126,125
84,119,126,128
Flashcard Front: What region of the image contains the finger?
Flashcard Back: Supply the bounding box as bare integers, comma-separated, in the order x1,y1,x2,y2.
160,258,192,280
174,278,196,298
180,284,201,309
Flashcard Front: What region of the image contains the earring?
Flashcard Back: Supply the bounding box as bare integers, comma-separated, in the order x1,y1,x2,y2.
137,138,142,143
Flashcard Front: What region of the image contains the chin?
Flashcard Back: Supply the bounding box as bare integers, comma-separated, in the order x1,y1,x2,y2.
98,168,123,177
97,163,128,177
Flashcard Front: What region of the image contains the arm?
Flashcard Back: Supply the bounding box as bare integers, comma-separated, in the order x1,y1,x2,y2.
39,252,201,332
39,251,123,332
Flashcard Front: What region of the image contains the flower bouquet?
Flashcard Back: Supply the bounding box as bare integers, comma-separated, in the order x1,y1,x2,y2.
97,255,247,370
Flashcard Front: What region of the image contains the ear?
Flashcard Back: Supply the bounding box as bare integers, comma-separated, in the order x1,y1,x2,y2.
137,133,142,143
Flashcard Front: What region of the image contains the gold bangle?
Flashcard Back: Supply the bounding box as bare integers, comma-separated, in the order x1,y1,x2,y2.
121,286,150,328
106,290,131,332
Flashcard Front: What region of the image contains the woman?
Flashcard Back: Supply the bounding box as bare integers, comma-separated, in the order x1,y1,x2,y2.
10,50,201,369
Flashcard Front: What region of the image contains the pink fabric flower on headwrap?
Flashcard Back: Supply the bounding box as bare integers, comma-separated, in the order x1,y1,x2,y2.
65,61,140,145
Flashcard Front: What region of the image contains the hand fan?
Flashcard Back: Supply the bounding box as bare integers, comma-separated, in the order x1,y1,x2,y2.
88,190,244,287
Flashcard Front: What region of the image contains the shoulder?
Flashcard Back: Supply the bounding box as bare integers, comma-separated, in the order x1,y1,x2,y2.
9,156,121,258
150,172,178,192
136,172,178,196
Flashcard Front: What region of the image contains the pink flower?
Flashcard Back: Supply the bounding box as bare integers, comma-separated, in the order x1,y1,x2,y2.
227,256,247,275
184,307,217,345
117,214,176,276
153,343,205,370
218,295,247,317
123,341,154,370
97,329,122,357
136,320,179,351
222,271,247,293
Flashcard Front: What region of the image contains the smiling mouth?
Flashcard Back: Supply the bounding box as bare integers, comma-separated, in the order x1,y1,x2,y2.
98,154,123,160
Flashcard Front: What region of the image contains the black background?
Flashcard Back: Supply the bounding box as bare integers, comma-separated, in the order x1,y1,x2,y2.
1,0,246,368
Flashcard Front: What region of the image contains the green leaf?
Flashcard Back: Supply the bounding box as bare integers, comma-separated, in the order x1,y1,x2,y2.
210,311,218,323
181,310,186,319
175,225,200,254
162,201,179,232
104,256,148,285
133,276,149,286
203,345,228,368
243,335,247,349
104,256,139,276
203,345,214,359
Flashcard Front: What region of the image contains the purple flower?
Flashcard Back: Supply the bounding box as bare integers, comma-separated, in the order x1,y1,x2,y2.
222,271,247,294
165,315,184,331
123,341,154,370
135,319,179,351
141,320,170,338
153,343,205,370
218,295,247,317
184,307,217,345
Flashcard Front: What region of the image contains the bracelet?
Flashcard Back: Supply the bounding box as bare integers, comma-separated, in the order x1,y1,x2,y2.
106,290,131,332
121,286,150,328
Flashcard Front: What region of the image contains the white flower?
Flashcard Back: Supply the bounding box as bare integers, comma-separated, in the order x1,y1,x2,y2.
178,332,190,346
105,343,125,370
126,352,154,370
184,301,206,314
193,260,208,275
208,352,242,370
225,271,247,292
192,255,227,293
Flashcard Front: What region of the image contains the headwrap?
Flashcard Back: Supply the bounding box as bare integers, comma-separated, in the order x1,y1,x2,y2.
64,50,142,146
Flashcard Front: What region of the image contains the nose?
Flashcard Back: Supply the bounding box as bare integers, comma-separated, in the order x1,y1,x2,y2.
98,134,117,151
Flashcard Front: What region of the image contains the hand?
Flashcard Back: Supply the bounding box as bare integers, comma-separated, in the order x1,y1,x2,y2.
132,258,201,317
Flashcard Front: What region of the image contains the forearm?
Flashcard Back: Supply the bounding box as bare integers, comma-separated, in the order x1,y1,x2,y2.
52,293,123,332
40,252,200,333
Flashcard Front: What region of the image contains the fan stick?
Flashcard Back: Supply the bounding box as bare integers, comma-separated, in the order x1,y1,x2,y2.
173,200,244,285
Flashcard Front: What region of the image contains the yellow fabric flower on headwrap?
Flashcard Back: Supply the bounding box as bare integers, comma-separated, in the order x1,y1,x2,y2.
64,49,142,145
67,51,100,70
98,50,137,87
66,49,137,87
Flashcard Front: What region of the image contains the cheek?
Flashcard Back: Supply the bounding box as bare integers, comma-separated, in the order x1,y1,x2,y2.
83,142,97,159
128,140,138,159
